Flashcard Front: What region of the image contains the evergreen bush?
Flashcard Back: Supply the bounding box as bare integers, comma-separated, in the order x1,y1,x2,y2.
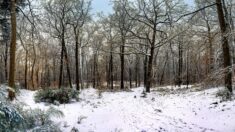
35,88,80,104
0,85,64,131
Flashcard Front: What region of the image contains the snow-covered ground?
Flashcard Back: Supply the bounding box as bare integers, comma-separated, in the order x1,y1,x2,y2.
18,86,235,132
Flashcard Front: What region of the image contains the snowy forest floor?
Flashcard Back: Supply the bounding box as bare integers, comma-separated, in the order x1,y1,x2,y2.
18,85,235,132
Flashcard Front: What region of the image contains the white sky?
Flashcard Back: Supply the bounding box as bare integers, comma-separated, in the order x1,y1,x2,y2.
91,0,195,15
91,0,113,15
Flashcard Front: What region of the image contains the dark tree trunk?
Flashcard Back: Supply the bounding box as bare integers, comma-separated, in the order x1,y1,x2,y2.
144,50,148,87
177,39,183,87
8,0,17,100
31,46,36,90
106,55,109,88
59,44,64,88
109,50,114,89
216,0,232,92
129,67,132,88
120,39,125,90
4,42,8,82
186,49,189,88
135,55,139,87
63,44,72,88
145,25,157,93
146,45,154,93
53,57,56,83
24,50,28,89
93,54,96,88
75,31,80,90
81,50,85,89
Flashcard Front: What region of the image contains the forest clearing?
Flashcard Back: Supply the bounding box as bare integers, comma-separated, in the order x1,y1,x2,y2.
0,0,235,131
16,85,235,132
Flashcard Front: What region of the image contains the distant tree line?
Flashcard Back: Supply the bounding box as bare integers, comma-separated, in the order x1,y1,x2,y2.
0,0,234,99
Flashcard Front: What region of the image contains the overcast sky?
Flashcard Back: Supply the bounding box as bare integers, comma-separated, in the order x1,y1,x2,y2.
91,0,195,15
91,0,113,15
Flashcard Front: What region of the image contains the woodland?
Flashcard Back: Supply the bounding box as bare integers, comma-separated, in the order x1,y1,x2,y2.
0,0,235,131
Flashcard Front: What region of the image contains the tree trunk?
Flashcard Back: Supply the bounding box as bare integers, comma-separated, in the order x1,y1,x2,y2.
81,48,85,89
59,43,64,88
93,53,96,88
24,50,28,89
135,55,139,87
129,67,132,88
63,44,72,88
53,57,56,83
144,49,148,87
75,30,80,90
216,0,232,92
146,45,154,93
109,50,114,89
120,39,125,89
206,20,214,74
177,39,183,87
8,0,17,100
186,49,189,88
4,42,8,82
145,25,157,93
31,45,36,90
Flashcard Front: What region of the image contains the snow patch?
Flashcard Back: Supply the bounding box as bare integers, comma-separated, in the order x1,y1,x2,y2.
18,86,235,132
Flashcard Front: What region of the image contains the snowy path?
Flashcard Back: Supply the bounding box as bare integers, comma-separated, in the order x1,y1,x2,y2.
18,86,235,132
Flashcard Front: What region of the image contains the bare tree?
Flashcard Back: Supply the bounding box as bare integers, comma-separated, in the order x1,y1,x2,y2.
216,0,232,92
69,0,91,90
44,0,72,88
113,0,133,90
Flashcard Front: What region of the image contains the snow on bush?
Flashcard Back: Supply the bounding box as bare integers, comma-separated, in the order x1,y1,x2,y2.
0,85,64,131
34,88,80,104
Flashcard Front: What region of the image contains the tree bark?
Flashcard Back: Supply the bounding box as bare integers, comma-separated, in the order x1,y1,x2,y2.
144,48,148,87
216,0,232,92
63,42,72,88
177,39,183,87
8,0,17,100
4,42,8,82
59,43,64,88
74,28,80,90
93,53,96,88
24,50,28,89
120,37,125,90
129,67,132,88
206,20,214,74
109,48,114,89
31,45,36,90
146,46,154,93
135,55,139,87
145,26,157,93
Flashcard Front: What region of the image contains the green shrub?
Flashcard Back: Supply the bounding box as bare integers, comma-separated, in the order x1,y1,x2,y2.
0,85,64,131
216,89,232,101
21,106,64,129
35,88,80,104
0,85,24,131
0,101,24,131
